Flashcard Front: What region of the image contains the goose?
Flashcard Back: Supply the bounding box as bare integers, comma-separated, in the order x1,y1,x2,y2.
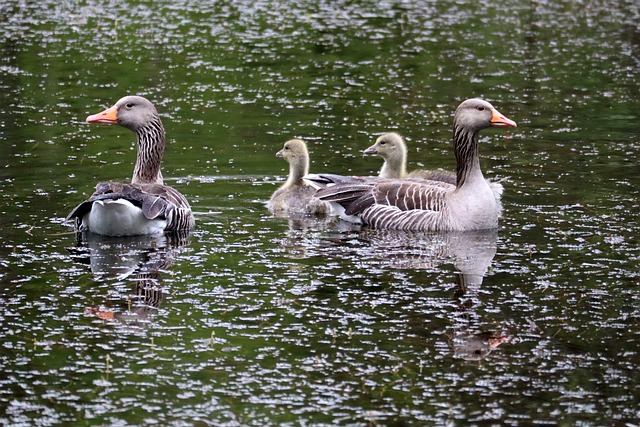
364,132,457,184
267,139,332,216
364,132,504,201
67,96,195,236
305,98,516,231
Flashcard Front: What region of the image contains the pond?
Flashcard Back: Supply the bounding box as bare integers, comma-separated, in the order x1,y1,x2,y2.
0,0,639,425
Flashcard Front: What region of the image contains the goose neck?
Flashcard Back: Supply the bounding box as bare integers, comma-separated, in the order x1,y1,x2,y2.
453,125,483,188
132,118,165,185
381,151,407,179
285,157,309,188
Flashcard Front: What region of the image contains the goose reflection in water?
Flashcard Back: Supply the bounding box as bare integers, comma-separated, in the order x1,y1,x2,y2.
68,232,190,326
319,228,499,279
84,271,164,326
452,331,512,361
359,228,512,360
284,226,513,360
448,272,513,362
433,230,512,361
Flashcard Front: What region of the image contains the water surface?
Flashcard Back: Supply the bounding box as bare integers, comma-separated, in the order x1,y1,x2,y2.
0,0,638,425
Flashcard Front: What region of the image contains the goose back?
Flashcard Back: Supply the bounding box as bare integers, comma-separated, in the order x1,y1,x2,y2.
67,181,195,234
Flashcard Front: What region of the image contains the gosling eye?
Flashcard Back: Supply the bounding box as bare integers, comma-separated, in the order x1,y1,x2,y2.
379,140,386,145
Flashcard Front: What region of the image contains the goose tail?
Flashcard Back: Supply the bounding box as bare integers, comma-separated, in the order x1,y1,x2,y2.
304,174,372,224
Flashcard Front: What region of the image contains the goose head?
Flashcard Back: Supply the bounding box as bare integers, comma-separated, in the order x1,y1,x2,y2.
86,95,160,133
276,138,309,162
276,139,310,184
454,98,517,133
452,98,516,189
364,132,406,159
86,95,166,185
364,132,407,178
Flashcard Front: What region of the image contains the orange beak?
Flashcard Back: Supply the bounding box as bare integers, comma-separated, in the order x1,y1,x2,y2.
86,104,118,124
96,311,115,321
490,108,517,127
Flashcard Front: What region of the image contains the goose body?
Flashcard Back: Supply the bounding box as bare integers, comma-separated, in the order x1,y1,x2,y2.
306,99,516,231
67,96,195,236
267,139,332,216
85,198,166,236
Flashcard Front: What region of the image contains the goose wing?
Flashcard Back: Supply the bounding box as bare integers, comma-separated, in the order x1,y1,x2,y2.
311,174,450,212
308,174,455,230
366,179,451,213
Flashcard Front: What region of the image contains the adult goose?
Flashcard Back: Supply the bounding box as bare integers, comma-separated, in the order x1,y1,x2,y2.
364,132,504,200
305,99,516,231
267,139,332,216
67,96,195,236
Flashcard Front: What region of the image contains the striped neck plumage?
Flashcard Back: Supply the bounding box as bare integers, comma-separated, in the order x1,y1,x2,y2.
453,125,482,189
132,117,165,185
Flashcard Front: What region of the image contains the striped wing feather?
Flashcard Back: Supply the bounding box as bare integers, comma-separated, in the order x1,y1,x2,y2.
313,176,458,231
315,177,452,214
371,180,449,212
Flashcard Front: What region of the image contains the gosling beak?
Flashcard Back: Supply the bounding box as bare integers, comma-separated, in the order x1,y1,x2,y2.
86,104,118,124
363,145,378,155
490,108,517,127
276,149,284,158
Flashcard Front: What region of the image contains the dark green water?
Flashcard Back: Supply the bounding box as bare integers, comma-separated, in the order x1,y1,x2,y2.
1,0,638,425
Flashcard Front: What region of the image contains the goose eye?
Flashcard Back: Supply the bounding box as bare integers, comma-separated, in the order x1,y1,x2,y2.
476,106,485,111
379,140,386,145
125,103,134,109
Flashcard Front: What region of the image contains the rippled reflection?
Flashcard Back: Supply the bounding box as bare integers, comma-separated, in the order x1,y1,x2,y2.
452,331,512,361
337,229,513,361
316,228,498,278
68,232,190,326
276,222,513,360
357,228,515,361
